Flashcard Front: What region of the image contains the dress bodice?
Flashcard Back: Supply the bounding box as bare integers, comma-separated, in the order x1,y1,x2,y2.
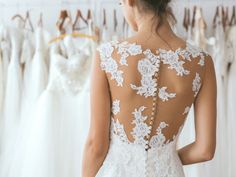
48,40,90,95
96,40,210,177
97,40,208,151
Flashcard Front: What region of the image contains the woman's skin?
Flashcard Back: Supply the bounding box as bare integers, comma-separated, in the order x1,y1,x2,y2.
82,0,217,176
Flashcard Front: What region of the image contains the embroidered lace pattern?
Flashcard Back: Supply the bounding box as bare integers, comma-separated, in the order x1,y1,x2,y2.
95,40,208,177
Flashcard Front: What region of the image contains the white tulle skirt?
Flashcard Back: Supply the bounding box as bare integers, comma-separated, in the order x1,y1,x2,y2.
0,60,22,177
12,87,90,177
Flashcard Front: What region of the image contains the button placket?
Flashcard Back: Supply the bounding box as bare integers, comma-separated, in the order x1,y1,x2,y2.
145,67,160,151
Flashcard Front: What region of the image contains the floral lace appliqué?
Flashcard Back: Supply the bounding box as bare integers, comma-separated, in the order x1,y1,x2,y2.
158,49,190,76
186,43,207,66
130,49,160,98
158,87,176,102
116,41,142,66
131,106,151,147
149,122,169,148
192,73,201,97
111,118,130,144
97,42,124,87
112,99,120,115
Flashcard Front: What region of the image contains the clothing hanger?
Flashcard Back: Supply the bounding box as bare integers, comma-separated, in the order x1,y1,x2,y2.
187,8,191,29
103,8,107,28
183,7,188,31
11,14,25,24
113,9,118,33
11,0,25,24
51,9,97,44
38,1,43,27
56,10,72,34
200,7,207,29
38,12,43,28
87,9,92,20
224,6,230,29
191,6,197,28
230,6,236,26
49,32,97,44
24,11,34,32
72,9,88,31
213,6,220,29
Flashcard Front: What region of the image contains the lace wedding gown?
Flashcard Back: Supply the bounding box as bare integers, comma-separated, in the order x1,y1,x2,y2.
95,40,209,177
18,36,91,177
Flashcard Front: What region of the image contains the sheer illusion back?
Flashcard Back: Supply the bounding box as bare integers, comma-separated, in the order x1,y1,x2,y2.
97,40,207,150
95,39,210,177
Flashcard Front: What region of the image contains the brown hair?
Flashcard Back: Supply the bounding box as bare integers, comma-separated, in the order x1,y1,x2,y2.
137,0,173,32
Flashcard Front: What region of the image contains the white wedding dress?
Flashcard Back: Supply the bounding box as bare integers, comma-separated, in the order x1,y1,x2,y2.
226,25,236,177
18,36,91,177
0,25,24,177
0,24,11,154
95,40,209,177
0,37,3,117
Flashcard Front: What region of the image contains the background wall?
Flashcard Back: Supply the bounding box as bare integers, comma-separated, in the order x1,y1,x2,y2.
0,0,236,37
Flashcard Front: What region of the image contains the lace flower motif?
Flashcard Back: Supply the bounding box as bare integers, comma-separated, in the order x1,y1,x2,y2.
149,122,169,148
131,106,151,147
158,49,190,76
117,41,142,66
192,73,201,97
186,43,207,66
130,49,160,98
111,118,130,144
158,87,176,102
112,99,120,115
97,42,124,86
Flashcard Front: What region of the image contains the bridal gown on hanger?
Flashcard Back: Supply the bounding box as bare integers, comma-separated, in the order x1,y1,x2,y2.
0,23,24,177
76,18,96,141
0,25,11,154
5,29,36,177
0,43,3,146
0,35,3,118
19,35,91,177
26,27,50,105
20,29,35,105
226,25,236,177
95,39,210,177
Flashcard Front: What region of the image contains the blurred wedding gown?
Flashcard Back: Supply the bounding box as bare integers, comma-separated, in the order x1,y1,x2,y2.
0,24,24,177
0,25,11,154
3,27,49,177
17,35,92,177
226,25,236,177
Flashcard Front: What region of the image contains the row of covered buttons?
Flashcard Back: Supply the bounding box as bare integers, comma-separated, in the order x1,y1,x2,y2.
145,71,159,151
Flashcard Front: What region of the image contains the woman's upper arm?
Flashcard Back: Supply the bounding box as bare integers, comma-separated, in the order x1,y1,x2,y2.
194,55,217,153
88,49,111,149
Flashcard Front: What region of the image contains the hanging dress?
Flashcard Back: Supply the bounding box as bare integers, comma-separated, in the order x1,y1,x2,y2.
0,25,11,155
20,30,35,107
19,36,90,177
0,24,24,177
226,25,236,177
6,27,51,177
4,29,35,177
